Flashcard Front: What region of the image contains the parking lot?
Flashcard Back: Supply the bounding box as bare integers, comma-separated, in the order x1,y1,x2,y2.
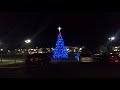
0,61,120,78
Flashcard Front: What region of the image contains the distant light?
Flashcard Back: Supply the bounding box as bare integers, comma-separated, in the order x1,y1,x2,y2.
51,48,54,50
110,53,112,54
25,39,31,44
39,51,43,53
108,37,115,41
94,54,100,55
8,50,10,52
115,47,118,49
111,37,115,40
114,49,118,51
0,49,3,51
79,48,82,50
67,48,69,51
74,49,76,52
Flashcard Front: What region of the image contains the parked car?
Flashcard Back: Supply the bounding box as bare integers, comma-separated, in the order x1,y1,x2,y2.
25,53,51,65
93,54,103,62
79,54,94,62
102,54,120,64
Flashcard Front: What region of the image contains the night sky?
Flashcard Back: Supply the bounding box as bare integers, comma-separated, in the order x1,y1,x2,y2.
0,12,120,49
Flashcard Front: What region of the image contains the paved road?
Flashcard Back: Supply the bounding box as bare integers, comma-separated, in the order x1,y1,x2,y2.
0,62,120,78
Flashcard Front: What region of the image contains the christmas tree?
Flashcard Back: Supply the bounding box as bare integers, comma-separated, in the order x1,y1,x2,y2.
53,26,68,59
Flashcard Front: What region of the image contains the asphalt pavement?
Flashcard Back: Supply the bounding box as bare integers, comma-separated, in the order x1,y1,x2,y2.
0,62,120,78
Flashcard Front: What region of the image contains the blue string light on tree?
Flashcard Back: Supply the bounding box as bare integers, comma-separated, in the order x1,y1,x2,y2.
53,26,68,59
75,52,81,61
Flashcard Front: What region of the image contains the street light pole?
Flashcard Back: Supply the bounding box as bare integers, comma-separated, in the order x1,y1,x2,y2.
0,49,3,62
24,39,31,54
110,40,112,52
14,50,16,64
108,37,115,52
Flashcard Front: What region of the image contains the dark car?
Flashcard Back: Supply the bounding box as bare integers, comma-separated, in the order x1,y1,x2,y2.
101,54,120,64
25,53,51,65
93,54,103,62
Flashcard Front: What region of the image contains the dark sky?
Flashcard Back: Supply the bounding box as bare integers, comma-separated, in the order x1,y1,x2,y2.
0,12,120,49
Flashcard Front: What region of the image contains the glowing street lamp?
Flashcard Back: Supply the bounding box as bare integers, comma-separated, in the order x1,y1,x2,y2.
24,39,31,44
108,37,115,41
24,39,31,54
0,49,3,51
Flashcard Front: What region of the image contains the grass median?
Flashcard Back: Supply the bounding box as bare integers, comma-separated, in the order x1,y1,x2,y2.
0,59,24,66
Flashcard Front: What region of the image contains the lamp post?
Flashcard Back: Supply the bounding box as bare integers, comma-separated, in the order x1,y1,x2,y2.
24,39,31,54
0,41,3,62
108,37,115,52
0,49,3,62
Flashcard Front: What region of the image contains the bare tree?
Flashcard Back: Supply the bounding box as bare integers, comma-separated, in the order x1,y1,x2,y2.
99,45,108,55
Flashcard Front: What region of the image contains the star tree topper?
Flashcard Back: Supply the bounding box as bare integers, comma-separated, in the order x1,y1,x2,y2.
57,26,62,33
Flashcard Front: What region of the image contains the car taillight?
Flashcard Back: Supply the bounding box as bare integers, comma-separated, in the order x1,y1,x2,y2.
115,60,119,62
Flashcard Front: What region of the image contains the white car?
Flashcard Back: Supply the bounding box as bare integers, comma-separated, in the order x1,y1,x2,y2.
79,54,94,62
